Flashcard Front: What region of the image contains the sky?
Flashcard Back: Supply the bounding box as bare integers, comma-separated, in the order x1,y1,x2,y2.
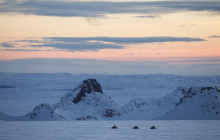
0,0,220,75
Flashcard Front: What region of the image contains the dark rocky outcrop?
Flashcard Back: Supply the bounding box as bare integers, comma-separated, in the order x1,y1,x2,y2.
103,109,120,117
176,86,220,106
76,115,97,120
73,79,103,103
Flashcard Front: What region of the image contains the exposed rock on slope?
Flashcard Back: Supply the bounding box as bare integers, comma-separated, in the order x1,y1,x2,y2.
156,86,220,119
26,104,65,120
117,86,220,120
60,79,103,104
25,79,118,120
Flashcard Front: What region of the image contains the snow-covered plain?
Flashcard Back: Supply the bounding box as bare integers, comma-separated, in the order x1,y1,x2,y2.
0,120,220,140
1,73,220,116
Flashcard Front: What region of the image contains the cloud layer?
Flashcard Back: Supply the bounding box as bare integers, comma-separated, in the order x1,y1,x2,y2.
0,58,220,75
0,43,14,48
1,0,220,17
47,37,205,44
208,35,220,38
3,37,204,52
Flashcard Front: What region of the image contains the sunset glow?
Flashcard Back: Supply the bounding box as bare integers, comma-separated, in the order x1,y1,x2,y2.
0,0,220,74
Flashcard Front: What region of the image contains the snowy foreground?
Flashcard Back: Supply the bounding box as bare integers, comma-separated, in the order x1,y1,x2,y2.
0,73,219,120
0,120,220,140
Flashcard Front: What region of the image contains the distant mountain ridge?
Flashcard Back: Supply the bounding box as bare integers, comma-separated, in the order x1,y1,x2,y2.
0,79,219,120
156,86,220,119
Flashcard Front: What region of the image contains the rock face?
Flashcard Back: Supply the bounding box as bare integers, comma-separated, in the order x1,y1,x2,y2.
73,79,103,103
60,79,103,104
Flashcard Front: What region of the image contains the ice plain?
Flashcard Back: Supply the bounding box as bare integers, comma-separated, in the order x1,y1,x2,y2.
0,120,220,140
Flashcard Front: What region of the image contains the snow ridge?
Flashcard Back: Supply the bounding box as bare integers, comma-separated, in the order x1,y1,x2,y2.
156,86,220,119
26,104,65,120
25,79,118,120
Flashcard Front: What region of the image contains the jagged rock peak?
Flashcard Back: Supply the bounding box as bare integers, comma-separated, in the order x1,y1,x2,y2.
81,79,103,94
59,79,104,104
73,79,103,103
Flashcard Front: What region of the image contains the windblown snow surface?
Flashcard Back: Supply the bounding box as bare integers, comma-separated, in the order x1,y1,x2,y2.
0,120,220,140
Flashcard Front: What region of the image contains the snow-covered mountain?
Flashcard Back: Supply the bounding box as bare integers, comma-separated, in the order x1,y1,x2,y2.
53,79,119,120
0,79,118,120
0,79,219,120
119,86,220,120
156,86,220,119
